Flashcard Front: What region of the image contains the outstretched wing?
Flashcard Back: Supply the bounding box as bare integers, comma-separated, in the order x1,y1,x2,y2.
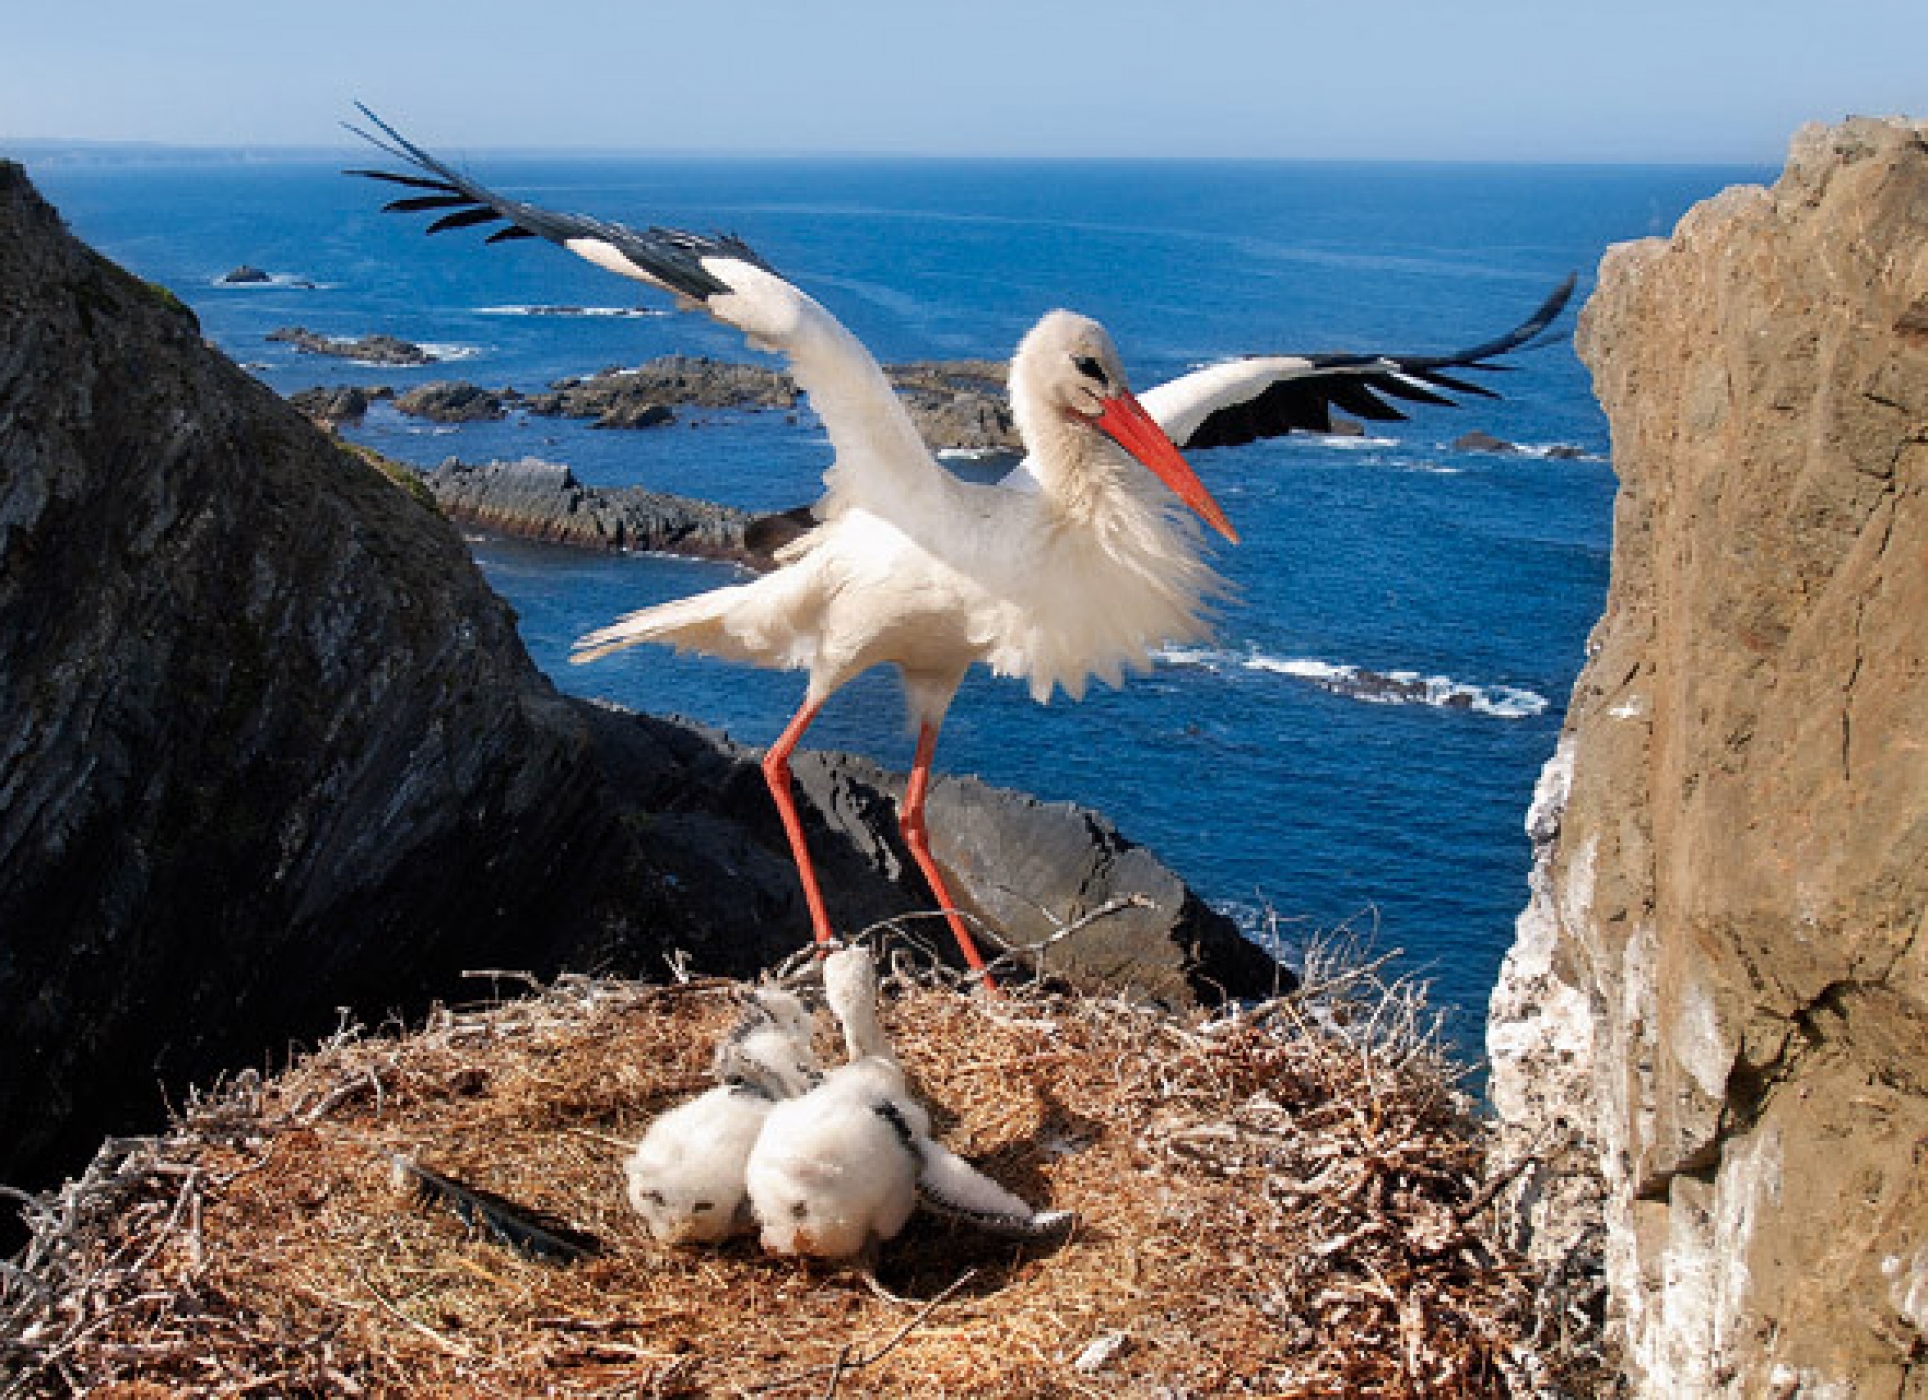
1139,274,1577,448
345,105,943,522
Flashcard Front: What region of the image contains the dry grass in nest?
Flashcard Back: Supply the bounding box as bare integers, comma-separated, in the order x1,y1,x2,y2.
1,942,1603,1397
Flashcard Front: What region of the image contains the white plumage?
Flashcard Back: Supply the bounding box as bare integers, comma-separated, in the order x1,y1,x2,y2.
745,948,922,1258
349,110,1573,981
745,947,1071,1259
624,987,822,1246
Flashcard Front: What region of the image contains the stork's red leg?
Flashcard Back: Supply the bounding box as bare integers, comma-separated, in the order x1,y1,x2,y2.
761,699,834,946
901,722,996,987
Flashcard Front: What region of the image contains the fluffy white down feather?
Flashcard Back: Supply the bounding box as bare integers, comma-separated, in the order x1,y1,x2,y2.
624,1085,775,1246
625,987,822,1245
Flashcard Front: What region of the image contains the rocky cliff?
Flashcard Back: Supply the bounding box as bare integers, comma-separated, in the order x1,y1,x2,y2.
1487,118,1928,1395
0,163,1276,1198
0,159,654,1193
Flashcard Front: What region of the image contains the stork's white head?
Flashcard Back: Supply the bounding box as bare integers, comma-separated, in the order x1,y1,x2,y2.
1011,311,1238,543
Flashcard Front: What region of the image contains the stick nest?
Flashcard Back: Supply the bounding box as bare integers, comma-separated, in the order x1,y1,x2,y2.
2,945,1606,1397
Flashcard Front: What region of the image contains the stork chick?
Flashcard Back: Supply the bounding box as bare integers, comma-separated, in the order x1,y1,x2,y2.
747,947,1072,1258
745,948,919,1258
625,987,822,1246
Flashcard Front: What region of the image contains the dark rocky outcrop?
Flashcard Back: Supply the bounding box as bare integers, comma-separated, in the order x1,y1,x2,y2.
1451,429,1521,454
2,164,640,1196
524,355,795,424
218,264,270,285
288,383,387,427
423,455,755,560
0,163,1280,1197
394,380,513,423
575,707,1272,1005
886,359,1022,454
267,326,435,365
521,355,1021,451
1487,118,1928,1395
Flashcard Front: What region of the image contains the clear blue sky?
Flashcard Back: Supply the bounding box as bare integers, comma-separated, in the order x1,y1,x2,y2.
5,0,1922,163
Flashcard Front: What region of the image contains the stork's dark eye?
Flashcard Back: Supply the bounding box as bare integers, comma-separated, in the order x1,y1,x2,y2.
1073,355,1108,386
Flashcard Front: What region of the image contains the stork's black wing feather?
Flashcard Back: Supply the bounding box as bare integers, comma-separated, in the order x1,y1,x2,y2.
342,103,775,305
392,1154,602,1264
1175,273,1577,449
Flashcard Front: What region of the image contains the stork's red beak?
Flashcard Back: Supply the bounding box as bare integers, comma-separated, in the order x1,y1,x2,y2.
1088,391,1239,544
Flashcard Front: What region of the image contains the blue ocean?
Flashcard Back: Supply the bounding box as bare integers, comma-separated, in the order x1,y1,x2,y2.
21,146,1765,1053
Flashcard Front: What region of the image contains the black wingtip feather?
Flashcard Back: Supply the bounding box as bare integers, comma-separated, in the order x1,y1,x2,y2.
382,193,476,214
426,205,509,235
394,1155,602,1264
344,106,781,306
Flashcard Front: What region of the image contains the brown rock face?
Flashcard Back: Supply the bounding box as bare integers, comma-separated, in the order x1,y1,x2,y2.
1487,118,1928,1394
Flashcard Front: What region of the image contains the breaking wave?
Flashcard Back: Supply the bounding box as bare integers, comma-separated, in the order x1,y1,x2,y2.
476,304,663,319
1155,646,1548,719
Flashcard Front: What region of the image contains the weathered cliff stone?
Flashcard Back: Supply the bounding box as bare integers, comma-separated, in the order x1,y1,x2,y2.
422,455,756,561
0,162,1280,1195
574,706,1273,1006
0,161,651,1195
1487,118,1928,1396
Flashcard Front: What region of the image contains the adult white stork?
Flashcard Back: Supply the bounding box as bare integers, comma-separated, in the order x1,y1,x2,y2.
347,109,1573,986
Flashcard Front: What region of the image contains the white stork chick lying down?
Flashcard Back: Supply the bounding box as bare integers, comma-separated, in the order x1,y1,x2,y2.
624,987,822,1246
346,108,1574,987
745,947,1071,1259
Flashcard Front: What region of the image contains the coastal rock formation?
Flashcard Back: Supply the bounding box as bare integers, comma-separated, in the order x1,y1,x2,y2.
267,325,435,365
422,455,755,560
1486,117,1928,1395
394,380,512,423
887,359,1022,454
288,383,385,427
524,354,795,423
0,162,640,1195
0,162,1277,1195
218,264,270,284
522,355,1021,450
576,707,1272,1006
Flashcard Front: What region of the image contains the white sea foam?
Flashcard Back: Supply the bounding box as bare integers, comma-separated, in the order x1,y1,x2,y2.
413,342,481,363
475,304,663,319
1157,646,1548,719
210,272,331,290
1311,433,1400,450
